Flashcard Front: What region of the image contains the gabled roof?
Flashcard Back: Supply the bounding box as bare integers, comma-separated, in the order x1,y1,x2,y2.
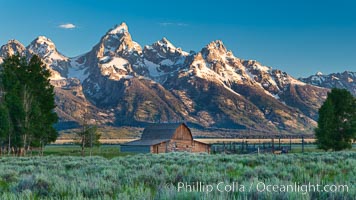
123,123,190,146
123,139,169,146
141,123,187,140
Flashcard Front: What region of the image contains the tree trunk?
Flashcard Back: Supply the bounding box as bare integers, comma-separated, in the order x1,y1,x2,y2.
81,135,85,157
6,113,12,156
22,85,33,157
23,134,27,156
89,130,93,157
8,132,11,156
41,142,45,156
28,146,32,157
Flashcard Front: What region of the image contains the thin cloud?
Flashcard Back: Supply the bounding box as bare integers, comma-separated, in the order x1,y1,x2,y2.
177,23,188,26
159,22,188,27
58,23,76,29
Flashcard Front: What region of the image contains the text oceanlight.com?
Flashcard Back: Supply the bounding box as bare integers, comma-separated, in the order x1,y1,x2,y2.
176,182,349,194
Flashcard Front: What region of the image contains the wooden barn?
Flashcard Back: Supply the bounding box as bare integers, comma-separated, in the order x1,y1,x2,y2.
120,123,210,153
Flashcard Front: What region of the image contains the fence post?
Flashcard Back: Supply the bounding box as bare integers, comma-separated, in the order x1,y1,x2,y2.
272,138,274,153
245,141,248,153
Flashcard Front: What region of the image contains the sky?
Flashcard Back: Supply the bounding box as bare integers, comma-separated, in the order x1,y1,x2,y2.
1,0,355,77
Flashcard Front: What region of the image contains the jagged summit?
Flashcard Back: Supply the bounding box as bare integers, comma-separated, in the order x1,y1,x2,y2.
145,37,188,55
157,37,176,50
97,22,142,58
200,40,232,63
108,22,129,35
205,40,228,54
29,36,56,50
0,39,26,57
141,37,188,80
27,36,63,58
300,71,356,96
6,39,23,45
34,36,54,44
26,36,69,80
1,22,353,134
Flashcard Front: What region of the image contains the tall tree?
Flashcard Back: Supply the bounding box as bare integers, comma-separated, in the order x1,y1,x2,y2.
1,55,26,153
26,56,58,153
0,104,10,151
315,88,356,151
0,76,8,150
0,55,58,155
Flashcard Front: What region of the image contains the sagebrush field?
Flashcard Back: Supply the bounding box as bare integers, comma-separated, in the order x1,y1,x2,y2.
0,152,355,199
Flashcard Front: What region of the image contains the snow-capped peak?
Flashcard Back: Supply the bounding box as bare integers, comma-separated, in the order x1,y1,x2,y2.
35,36,54,45
157,37,176,50
98,22,142,57
6,39,23,46
26,36,68,80
108,22,129,35
145,37,188,56
316,71,323,76
27,36,64,59
206,40,227,53
0,39,26,58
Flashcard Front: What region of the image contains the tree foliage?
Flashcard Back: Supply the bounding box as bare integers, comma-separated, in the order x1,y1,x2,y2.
315,88,356,151
0,55,58,154
75,108,101,156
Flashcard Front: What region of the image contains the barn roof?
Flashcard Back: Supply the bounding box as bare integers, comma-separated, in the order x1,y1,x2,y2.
141,123,188,140
123,139,169,146
123,123,190,146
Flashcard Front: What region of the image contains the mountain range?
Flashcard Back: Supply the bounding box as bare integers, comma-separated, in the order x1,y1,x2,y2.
0,22,355,135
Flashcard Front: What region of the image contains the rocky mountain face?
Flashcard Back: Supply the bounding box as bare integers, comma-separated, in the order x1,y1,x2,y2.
300,71,356,96
1,22,353,135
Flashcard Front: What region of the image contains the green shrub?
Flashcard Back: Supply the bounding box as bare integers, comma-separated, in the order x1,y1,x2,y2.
0,152,354,199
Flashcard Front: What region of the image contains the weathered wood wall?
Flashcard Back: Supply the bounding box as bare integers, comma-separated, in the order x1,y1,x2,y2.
192,141,210,153
150,124,209,153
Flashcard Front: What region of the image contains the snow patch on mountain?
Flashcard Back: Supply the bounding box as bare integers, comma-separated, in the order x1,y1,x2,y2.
251,62,271,73
160,59,174,66
68,57,89,82
144,59,162,77
100,57,129,72
98,57,130,80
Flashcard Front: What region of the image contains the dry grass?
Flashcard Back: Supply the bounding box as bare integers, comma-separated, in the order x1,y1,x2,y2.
54,138,138,144
57,126,317,144
59,126,142,139
53,138,314,144
194,138,316,144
